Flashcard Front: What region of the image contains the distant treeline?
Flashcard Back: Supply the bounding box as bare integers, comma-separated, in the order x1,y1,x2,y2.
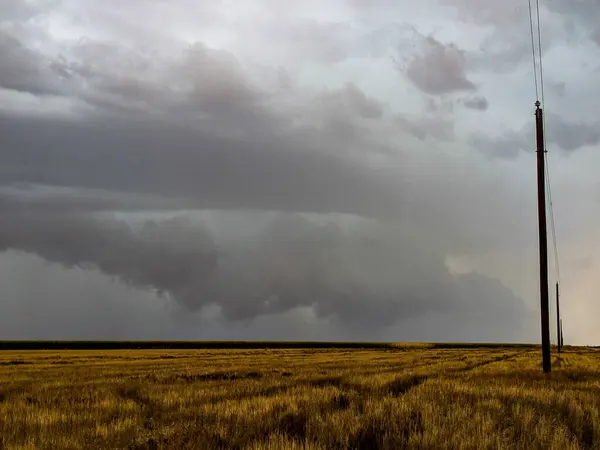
0,341,538,351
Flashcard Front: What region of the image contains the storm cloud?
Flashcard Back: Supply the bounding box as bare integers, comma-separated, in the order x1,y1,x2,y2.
0,0,598,343
0,211,536,341
461,96,489,111
472,114,600,159
402,36,476,95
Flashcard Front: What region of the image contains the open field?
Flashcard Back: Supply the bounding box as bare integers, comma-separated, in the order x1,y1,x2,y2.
1,343,599,449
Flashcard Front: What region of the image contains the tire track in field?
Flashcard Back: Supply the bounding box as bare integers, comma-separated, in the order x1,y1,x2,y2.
379,351,532,397
451,350,532,374
115,350,535,409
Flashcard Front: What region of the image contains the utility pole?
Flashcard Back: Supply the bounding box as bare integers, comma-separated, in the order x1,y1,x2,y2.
560,319,564,349
536,100,551,373
556,282,561,353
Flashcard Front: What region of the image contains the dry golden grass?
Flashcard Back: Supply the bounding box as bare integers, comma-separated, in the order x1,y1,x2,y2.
1,344,599,449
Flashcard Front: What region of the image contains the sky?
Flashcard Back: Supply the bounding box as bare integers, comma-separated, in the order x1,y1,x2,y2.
1,0,599,344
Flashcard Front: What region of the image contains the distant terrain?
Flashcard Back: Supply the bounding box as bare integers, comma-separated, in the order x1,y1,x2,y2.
1,342,598,449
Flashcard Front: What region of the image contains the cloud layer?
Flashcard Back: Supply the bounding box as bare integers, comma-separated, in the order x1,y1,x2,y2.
0,212,536,342
1,0,599,343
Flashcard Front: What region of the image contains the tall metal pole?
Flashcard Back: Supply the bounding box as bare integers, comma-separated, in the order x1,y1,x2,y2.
536,100,551,373
556,282,561,353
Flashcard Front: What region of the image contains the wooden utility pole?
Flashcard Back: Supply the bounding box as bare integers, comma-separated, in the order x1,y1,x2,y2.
556,282,561,353
560,319,564,348
536,100,551,373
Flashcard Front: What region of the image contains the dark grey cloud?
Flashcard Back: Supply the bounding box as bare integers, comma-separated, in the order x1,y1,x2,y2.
0,249,537,343
592,27,600,46
0,112,409,218
0,0,44,22
543,0,600,36
395,114,455,141
320,82,384,119
0,3,362,120
0,214,218,310
461,96,489,111
0,212,536,339
0,250,178,341
547,115,600,152
401,35,476,95
0,0,589,343
471,131,528,159
443,0,580,74
0,24,410,217
471,113,600,158
0,53,520,265
0,15,278,132
0,31,61,96
467,23,576,76
442,0,525,26
0,187,189,214
43,39,270,126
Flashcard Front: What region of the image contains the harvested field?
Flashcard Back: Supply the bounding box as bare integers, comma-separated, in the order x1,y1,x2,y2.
0,343,599,449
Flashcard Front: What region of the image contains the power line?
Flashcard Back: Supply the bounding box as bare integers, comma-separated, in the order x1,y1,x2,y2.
546,161,560,289
528,0,561,299
528,0,540,101
534,0,562,315
536,0,545,107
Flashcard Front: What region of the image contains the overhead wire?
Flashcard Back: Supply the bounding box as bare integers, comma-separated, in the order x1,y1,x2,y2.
528,0,540,101
528,0,562,342
535,0,561,295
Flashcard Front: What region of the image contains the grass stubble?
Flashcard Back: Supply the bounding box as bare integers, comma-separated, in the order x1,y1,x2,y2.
0,344,599,449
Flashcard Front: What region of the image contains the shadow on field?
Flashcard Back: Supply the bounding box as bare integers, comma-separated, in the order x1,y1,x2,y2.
0,360,31,366
450,351,527,373
463,370,600,385
446,389,598,449
385,375,429,396
165,371,264,383
117,386,157,411
116,385,166,434
348,410,424,450
428,343,534,349
307,376,345,389
0,387,21,403
0,383,33,404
